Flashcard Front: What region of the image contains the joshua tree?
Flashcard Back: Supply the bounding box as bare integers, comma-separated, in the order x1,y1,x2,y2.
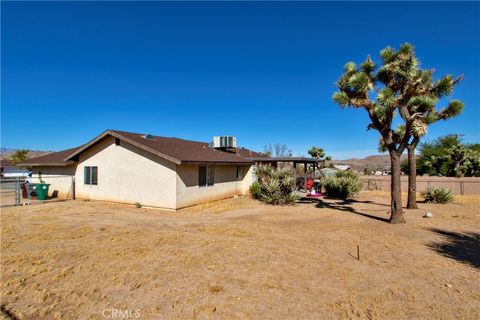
333,43,459,223
308,146,325,159
308,146,332,168
334,43,464,220
376,57,463,209
404,97,463,208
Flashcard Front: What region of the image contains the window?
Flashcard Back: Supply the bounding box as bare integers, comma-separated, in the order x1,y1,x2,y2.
207,166,214,186
236,166,241,179
115,138,120,146
199,166,214,187
84,166,98,185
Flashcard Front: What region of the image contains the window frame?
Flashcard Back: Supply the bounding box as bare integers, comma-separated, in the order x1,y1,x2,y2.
236,166,241,179
84,166,98,185
199,165,214,187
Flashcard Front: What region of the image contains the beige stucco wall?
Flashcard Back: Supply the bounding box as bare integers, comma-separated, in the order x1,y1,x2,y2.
30,137,256,208
241,165,255,194
176,164,253,208
32,166,76,199
74,136,177,209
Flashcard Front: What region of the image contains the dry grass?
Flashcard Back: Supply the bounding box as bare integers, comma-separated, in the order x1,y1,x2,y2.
1,192,479,319
361,190,480,205
178,196,257,214
451,194,480,204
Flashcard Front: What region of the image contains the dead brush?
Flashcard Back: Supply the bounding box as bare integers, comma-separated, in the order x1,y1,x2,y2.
180,198,243,214
208,285,224,294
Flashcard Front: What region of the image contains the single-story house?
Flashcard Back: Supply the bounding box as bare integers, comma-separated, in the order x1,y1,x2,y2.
21,130,262,209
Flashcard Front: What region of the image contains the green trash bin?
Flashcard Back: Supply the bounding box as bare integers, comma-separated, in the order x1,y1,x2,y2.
35,183,50,200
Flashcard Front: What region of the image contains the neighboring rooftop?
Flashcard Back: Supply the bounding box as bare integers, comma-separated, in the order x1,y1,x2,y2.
0,159,12,167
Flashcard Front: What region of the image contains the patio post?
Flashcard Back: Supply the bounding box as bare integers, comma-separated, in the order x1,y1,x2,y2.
312,162,316,188
293,162,297,186
304,162,307,191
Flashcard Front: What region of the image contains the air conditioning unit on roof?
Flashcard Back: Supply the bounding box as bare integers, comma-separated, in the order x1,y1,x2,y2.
213,136,237,149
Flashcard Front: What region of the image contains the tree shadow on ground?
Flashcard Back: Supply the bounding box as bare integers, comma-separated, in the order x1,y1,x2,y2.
328,198,391,208
427,228,480,269
298,197,390,207
301,197,390,223
1,304,19,320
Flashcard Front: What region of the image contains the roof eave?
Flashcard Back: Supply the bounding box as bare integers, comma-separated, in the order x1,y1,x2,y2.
18,160,76,167
180,160,254,166
63,130,182,165
249,157,325,163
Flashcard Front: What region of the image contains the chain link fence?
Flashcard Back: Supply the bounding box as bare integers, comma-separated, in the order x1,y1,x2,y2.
0,175,75,207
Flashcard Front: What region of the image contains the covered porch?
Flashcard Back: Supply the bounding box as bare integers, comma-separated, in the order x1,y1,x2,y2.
250,157,325,192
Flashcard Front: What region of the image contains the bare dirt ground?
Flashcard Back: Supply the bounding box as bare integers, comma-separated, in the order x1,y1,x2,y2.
1,192,479,319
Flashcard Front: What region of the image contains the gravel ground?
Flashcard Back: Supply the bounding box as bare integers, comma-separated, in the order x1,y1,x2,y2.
1,192,479,319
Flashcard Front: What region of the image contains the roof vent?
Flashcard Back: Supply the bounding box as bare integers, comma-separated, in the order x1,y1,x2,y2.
213,136,237,149
142,134,154,139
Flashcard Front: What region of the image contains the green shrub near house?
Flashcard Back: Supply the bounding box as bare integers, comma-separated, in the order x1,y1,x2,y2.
250,165,300,205
322,170,362,199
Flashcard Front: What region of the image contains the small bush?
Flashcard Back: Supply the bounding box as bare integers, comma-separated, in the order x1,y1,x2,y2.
134,202,142,208
251,165,300,205
250,182,262,199
322,170,362,199
421,186,453,204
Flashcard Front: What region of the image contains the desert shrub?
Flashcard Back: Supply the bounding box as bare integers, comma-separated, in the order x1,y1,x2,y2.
134,202,142,208
421,186,454,204
251,165,300,205
250,182,262,199
322,170,362,199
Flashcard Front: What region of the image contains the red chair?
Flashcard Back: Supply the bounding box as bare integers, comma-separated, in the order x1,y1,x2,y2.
306,178,314,191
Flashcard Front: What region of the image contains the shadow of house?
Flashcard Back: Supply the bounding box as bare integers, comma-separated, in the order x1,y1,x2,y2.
305,197,390,223
427,228,480,269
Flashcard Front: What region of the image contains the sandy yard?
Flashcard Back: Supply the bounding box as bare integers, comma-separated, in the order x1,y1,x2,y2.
1,192,479,319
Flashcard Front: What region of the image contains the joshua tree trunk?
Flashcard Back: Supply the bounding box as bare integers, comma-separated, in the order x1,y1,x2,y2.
407,141,418,209
389,151,406,223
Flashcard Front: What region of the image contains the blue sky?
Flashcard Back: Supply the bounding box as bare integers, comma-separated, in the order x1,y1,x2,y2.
2,1,479,159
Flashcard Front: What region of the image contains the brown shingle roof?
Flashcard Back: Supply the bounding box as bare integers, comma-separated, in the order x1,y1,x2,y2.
0,159,12,167
107,130,261,164
20,146,82,166
22,130,263,166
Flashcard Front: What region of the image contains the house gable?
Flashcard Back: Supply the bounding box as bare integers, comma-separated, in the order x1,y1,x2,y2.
74,135,177,209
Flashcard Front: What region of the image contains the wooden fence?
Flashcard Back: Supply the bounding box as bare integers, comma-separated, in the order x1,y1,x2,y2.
360,176,480,195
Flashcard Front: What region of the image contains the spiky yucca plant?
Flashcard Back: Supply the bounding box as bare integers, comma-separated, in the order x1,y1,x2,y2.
251,165,300,205
422,186,454,204
322,170,362,199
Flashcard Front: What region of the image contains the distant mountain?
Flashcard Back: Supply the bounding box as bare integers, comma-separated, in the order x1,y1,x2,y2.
0,148,17,153
0,147,405,172
0,148,52,160
333,154,408,172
